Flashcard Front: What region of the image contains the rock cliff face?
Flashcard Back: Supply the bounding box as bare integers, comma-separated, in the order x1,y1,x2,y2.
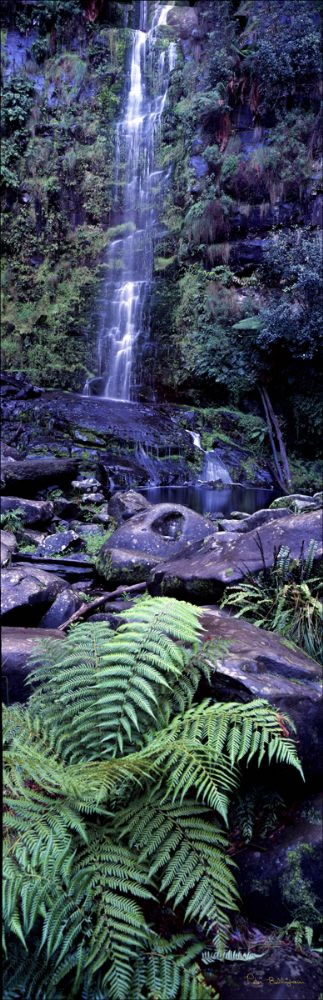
0,1,322,467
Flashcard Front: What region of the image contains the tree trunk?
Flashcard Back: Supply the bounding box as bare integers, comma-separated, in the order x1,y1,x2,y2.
259,388,292,494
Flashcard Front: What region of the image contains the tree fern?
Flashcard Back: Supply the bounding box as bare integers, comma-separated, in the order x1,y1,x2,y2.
28,598,204,761
3,596,303,998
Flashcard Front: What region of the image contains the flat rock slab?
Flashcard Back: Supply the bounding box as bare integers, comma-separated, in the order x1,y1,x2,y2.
1,458,79,495
1,563,67,625
103,503,214,562
2,626,65,703
152,511,323,594
1,496,54,526
200,607,322,782
13,392,192,450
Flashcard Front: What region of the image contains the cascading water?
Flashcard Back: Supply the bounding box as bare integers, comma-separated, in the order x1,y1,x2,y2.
87,1,176,401
202,452,233,484
186,430,233,483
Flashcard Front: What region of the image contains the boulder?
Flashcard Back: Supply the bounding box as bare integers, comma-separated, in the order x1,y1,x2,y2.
237,795,322,929
52,498,80,520
1,457,79,495
108,490,152,523
230,511,250,519
218,519,243,532
270,494,318,510
34,530,82,557
168,5,198,38
1,530,17,567
199,607,322,783
218,508,290,533
213,939,322,1000
151,511,322,597
2,626,65,703
101,503,214,562
81,492,105,503
19,528,47,546
72,477,101,492
39,588,83,628
1,564,67,625
1,496,54,527
98,545,164,585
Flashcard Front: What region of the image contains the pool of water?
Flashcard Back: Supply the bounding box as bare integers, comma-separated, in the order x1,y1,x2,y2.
140,484,278,517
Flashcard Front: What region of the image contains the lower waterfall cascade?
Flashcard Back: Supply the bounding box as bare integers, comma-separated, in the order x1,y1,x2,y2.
85,1,176,401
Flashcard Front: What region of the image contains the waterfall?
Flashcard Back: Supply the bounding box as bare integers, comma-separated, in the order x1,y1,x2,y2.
136,443,159,484
202,452,233,484
186,430,203,451
87,2,176,401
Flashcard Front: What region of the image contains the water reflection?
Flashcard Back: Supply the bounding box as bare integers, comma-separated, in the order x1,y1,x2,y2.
141,484,277,517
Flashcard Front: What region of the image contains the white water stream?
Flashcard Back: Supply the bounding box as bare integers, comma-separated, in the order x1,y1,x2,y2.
87,1,176,400
186,430,233,483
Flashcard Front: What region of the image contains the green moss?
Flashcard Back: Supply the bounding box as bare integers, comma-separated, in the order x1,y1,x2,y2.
280,845,321,927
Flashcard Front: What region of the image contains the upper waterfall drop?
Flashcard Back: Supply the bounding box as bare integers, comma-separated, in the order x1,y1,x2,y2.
87,1,176,402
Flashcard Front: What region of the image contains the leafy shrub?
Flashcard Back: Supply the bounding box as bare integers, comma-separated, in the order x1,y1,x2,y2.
1,76,35,136
221,541,323,663
3,596,303,998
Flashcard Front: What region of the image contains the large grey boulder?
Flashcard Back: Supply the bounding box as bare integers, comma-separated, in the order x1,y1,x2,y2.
2,626,65,703
1,496,54,526
151,511,322,596
199,606,322,783
108,490,151,523
1,564,67,625
1,530,17,567
101,503,214,562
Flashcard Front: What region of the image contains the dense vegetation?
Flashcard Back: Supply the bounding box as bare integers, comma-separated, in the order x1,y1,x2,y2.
3,596,303,999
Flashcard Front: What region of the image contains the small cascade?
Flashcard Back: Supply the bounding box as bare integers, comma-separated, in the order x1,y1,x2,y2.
186,431,232,483
86,2,177,401
186,430,203,451
136,443,159,485
202,451,233,484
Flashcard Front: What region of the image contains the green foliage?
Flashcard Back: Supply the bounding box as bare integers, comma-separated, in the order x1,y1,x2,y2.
240,1,321,117
0,510,24,534
275,920,314,950
0,17,129,388
1,76,34,135
230,788,285,844
280,844,321,928
221,540,323,663
83,527,115,558
3,596,303,997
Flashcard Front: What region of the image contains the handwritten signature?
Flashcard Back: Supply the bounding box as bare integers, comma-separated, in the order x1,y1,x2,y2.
245,973,305,987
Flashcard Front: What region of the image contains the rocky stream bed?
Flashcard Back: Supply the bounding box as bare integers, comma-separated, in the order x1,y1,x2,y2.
1,374,322,997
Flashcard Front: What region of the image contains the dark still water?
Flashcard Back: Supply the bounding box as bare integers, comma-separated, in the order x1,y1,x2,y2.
140,484,278,517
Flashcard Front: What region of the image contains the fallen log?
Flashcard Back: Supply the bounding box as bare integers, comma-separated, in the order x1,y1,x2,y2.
58,581,147,631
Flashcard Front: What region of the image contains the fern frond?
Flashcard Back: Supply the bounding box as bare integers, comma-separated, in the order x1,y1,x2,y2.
28,598,203,761
117,793,239,950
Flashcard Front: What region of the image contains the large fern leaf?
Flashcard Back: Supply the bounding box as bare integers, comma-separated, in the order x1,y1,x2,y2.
117,793,239,950
28,598,203,761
